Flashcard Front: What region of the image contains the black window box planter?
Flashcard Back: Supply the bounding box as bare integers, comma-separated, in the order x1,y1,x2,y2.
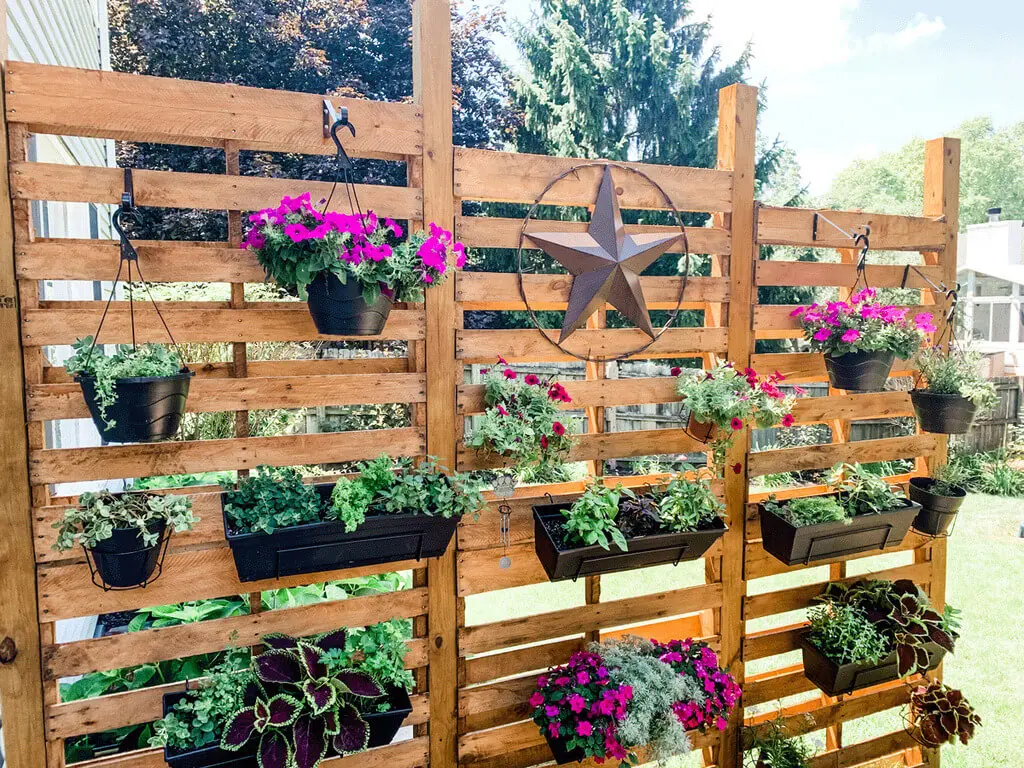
800,635,947,697
533,502,728,582
162,686,412,768
222,484,459,583
758,495,920,567
543,731,587,765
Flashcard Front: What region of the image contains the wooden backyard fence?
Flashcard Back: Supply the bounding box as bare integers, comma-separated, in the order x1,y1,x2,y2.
0,2,959,768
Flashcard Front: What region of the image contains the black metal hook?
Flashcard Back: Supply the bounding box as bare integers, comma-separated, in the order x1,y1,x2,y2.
121,167,135,212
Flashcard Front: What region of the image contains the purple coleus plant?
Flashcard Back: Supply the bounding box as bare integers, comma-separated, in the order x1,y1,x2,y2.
220,630,385,768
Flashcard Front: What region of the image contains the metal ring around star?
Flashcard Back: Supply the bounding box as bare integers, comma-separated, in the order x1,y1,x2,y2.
515,161,691,364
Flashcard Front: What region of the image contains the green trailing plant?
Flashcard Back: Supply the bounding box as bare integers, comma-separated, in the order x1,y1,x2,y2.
908,680,981,747
54,490,197,551
745,718,814,768
154,661,255,752
561,481,630,552
916,346,998,412
818,579,956,676
675,363,796,433
466,360,575,474
806,602,890,665
329,455,483,532
655,468,725,533
320,620,414,693
764,495,846,527
828,463,905,515
65,336,183,428
223,466,323,535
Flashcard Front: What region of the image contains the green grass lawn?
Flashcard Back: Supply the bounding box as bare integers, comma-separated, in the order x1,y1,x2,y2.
464,494,1024,766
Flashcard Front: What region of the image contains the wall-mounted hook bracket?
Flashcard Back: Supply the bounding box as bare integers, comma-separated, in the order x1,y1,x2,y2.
120,167,135,213
322,99,357,170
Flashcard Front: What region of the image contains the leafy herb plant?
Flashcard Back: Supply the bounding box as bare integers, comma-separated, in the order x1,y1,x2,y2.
223,466,323,535
806,602,890,665
916,346,998,411
764,496,846,527
828,463,905,515
745,719,814,768
54,490,196,551
655,468,725,533
65,336,183,428
561,481,631,552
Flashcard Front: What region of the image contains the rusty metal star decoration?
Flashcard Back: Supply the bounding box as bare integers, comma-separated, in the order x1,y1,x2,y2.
525,165,682,343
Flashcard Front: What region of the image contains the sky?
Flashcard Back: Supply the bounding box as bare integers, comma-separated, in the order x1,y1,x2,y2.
490,0,1024,194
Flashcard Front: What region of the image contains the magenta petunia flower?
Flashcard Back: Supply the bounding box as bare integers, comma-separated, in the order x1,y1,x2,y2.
813,327,832,342
529,692,544,708
575,721,593,737
782,413,795,427
671,366,682,376
524,374,540,386
503,368,517,380
841,328,861,343
730,417,743,431
552,422,566,437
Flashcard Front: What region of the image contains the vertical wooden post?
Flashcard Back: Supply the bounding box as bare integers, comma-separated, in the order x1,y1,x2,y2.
716,83,758,768
0,1,47,763
413,2,458,767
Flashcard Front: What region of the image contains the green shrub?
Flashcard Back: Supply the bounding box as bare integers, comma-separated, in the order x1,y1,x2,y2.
746,719,814,768
767,495,846,527
561,481,630,551
828,463,904,514
916,346,998,411
806,602,890,665
655,469,725,532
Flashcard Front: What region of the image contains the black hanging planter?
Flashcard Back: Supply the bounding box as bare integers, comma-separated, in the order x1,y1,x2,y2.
222,485,459,583
823,350,895,392
85,520,170,590
306,272,393,336
908,477,965,536
543,732,587,765
758,494,920,566
910,390,977,434
800,635,947,697
533,502,727,582
78,369,193,444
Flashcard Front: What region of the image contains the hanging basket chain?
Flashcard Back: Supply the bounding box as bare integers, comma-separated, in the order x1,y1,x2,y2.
81,168,189,371
322,109,364,221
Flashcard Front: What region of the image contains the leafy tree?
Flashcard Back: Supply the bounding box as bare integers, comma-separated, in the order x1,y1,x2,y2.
827,117,1024,226
109,0,516,239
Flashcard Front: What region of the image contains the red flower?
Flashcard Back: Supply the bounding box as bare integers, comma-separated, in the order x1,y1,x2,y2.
670,366,682,376
497,356,507,365
730,417,743,431
540,435,549,449
525,374,540,386
731,463,742,475
782,413,795,427
503,368,517,380
552,422,566,436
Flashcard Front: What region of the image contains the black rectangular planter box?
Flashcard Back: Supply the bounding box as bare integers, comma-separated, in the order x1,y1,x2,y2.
533,503,728,582
800,635,947,696
758,495,921,567
163,685,412,767
222,484,459,583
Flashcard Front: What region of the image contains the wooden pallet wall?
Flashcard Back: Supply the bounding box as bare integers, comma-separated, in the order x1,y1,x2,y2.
0,4,958,768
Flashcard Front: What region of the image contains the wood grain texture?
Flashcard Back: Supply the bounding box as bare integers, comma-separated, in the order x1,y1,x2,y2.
12,162,422,219
6,62,423,159
456,215,730,254
748,434,939,477
757,206,946,250
30,427,424,484
455,147,732,213
757,260,943,288
454,271,729,310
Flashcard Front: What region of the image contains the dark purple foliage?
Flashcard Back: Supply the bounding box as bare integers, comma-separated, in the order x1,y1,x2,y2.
293,715,330,768
258,730,291,768
221,707,258,750
331,704,369,756
255,650,303,684
335,670,384,699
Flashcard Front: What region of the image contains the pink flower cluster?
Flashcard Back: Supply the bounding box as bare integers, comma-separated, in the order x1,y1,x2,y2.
791,287,935,349
488,358,571,452
654,639,741,733
530,651,634,764
417,222,467,282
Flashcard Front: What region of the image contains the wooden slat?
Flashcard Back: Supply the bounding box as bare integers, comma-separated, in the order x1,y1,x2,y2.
457,428,706,472
456,328,727,363
43,589,427,679
17,239,262,282
459,583,722,654
756,207,946,251
455,148,733,213
27,372,427,420
805,731,921,768
745,536,929,581
789,391,915,425
37,546,426,623
22,307,425,345
744,684,910,735
29,426,424,484
462,638,584,686
457,215,730,254
748,434,938,477
41,357,411,383
6,62,422,159
454,272,729,310
757,261,943,288
11,163,422,219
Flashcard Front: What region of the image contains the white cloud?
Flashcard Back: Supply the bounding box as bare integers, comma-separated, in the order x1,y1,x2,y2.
686,1,944,77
